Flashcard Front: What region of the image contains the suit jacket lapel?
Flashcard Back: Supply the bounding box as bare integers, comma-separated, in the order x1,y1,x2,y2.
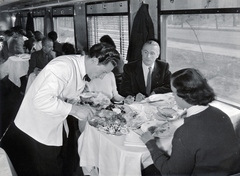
151,61,162,88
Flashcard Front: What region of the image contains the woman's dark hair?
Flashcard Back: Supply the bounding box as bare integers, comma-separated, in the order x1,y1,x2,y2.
48,31,58,42
62,42,75,55
171,68,215,105
89,42,120,67
100,35,116,48
26,30,34,38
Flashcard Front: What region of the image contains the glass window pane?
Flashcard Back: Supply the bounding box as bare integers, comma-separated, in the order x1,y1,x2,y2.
33,17,44,34
53,17,75,46
163,14,240,105
87,15,129,63
161,0,240,10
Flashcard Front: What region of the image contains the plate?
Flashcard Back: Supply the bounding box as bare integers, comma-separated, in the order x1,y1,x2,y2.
146,93,174,103
80,92,98,98
156,106,186,121
141,120,167,132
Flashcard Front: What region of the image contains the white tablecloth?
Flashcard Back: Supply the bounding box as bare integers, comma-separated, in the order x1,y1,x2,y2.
78,94,240,176
0,148,17,176
25,72,37,93
78,122,153,176
0,54,30,87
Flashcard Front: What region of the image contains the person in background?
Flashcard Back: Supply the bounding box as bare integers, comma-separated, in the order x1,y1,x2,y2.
48,30,63,57
0,29,14,62
100,35,124,76
8,27,26,56
85,35,124,103
27,37,55,76
86,71,124,102
62,42,75,55
32,30,44,52
100,35,124,92
120,40,172,100
24,30,36,54
2,42,120,176
140,68,240,175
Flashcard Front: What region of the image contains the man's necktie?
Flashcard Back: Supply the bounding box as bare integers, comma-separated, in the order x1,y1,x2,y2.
83,74,91,82
146,66,152,96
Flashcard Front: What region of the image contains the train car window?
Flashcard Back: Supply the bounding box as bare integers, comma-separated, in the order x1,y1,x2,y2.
161,0,240,10
86,0,129,62
160,9,240,107
53,17,75,45
33,17,44,34
87,15,129,62
52,6,75,46
33,9,45,34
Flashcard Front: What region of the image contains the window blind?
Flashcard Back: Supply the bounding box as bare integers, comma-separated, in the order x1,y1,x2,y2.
87,15,129,63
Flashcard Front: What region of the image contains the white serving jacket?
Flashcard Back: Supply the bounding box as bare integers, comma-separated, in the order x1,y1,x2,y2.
14,55,86,146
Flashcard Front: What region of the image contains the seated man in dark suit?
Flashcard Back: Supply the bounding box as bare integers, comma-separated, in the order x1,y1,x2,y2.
27,37,56,76
48,31,63,57
120,40,171,99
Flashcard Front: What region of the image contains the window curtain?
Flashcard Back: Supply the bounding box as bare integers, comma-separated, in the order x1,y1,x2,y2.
26,12,34,32
14,13,22,27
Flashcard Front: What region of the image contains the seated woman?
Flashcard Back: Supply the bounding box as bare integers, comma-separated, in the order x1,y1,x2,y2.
140,68,240,175
78,70,124,133
85,71,124,103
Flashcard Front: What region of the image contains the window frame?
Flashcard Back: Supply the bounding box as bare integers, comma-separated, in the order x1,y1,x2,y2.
159,5,240,108
85,0,130,61
52,5,76,47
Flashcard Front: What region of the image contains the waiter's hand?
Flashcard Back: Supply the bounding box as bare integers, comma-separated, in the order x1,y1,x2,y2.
70,104,95,121
140,131,154,144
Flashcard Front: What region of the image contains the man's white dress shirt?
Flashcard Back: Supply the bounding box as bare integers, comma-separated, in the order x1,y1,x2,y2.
15,55,87,146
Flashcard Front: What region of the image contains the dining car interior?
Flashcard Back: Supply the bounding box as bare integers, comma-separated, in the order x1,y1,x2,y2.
0,0,240,175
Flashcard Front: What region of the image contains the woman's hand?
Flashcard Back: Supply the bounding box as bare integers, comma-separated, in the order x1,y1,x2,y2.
140,131,154,144
70,104,95,121
124,95,135,104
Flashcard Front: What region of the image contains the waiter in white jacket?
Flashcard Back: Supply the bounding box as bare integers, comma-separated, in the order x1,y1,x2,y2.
2,42,120,176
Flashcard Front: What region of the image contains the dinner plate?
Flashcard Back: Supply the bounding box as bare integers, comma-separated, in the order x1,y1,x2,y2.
148,93,173,102
156,106,186,121
80,92,98,98
140,120,167,132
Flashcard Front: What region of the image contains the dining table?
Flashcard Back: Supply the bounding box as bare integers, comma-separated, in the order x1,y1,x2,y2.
77,93,240,176
77,93,186,176
0,54,30,87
